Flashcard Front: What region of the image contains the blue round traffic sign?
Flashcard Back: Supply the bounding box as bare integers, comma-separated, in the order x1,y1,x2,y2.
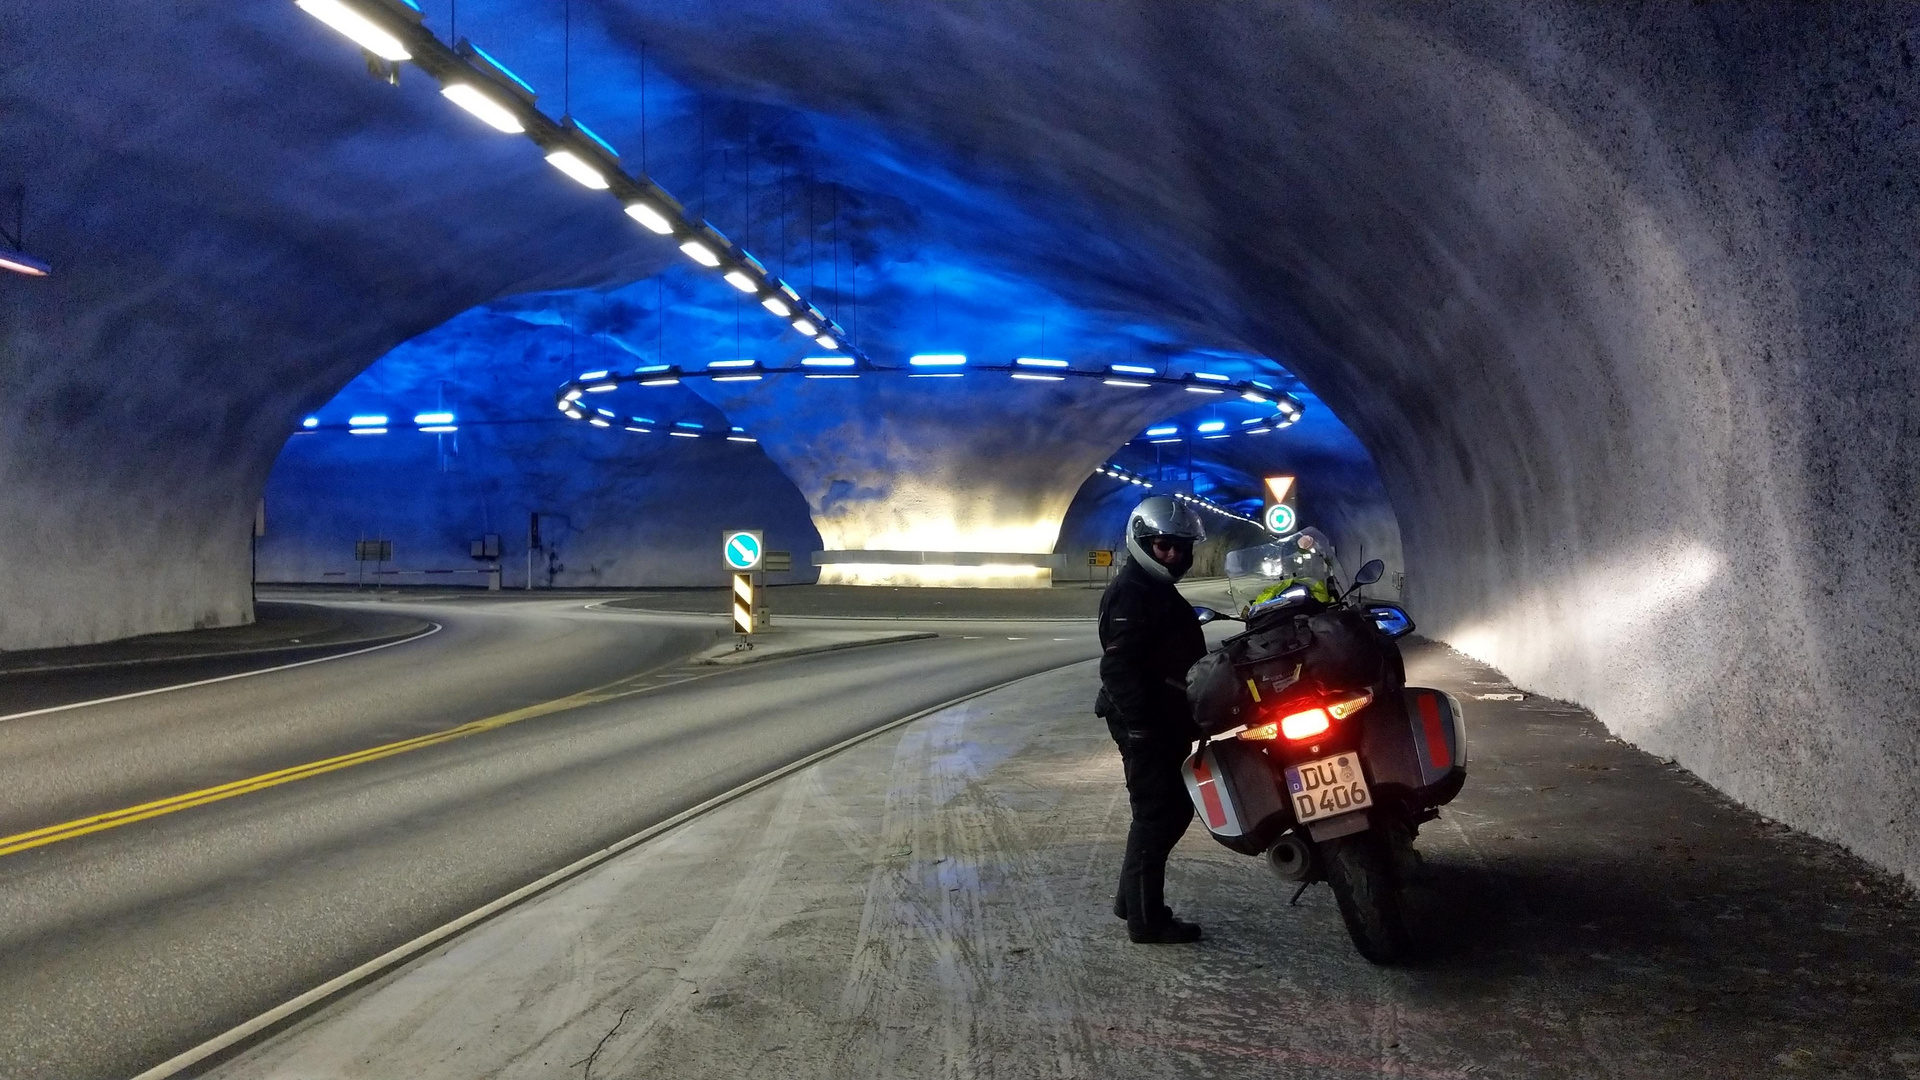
724,531,763,570
1263,503,1297,534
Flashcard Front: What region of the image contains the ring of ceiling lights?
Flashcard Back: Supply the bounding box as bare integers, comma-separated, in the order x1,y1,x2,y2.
295,0,860,360
295,0,1310,448
552,359,1307,439
1093,464,1271,530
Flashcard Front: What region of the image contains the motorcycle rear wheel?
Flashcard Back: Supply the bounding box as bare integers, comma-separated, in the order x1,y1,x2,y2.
1321,829,1415,964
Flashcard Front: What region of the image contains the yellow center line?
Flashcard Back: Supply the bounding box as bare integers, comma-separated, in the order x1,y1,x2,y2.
0,667,697,859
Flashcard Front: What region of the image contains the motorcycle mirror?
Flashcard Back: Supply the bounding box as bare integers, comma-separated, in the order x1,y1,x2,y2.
1354,559,1386,587
1192,606,1231,624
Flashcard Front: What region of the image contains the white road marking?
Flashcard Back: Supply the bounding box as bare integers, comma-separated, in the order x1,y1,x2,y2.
0,623,443,724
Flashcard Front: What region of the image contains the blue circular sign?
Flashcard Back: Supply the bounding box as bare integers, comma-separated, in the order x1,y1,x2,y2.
724,531,763,570
1264,503,1297,534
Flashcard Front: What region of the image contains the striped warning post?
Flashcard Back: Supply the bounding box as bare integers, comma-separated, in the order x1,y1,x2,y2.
732,572,754,635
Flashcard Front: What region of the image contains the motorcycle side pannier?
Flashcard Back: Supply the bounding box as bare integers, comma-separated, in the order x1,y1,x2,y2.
1360,686,1468,807
1182,739,1290,855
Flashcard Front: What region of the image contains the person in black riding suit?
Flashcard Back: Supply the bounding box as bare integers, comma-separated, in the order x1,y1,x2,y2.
1095,495,1208,944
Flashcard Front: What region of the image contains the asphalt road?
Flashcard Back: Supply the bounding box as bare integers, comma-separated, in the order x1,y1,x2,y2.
0,598,1100,1080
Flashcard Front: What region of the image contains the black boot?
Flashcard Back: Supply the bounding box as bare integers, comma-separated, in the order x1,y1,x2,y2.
1128,914,1203,944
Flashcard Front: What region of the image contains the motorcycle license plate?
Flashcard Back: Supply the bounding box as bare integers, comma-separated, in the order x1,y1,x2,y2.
1285,753,1372,824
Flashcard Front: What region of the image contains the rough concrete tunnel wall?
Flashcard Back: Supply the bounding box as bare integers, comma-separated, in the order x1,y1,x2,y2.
616,1,1920,883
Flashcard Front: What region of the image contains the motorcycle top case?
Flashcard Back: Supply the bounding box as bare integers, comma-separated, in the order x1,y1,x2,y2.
1360,687,1469,806
1182,738,1289,855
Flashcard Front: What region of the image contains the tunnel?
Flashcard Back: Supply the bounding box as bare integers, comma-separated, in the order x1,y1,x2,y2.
2,3,1916,1077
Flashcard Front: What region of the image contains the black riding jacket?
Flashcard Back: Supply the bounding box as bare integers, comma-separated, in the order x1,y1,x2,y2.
1096,558,1207,742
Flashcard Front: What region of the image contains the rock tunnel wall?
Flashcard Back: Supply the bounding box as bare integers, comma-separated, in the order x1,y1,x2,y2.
623,1,1920,883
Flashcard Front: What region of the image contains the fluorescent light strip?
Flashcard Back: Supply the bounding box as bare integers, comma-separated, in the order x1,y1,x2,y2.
571,119,618,157
545,150,607,190
909,354,967,367
467,42,534,93
577,370,609,380
0,249,50,276
1145,426,1178,436
634,364,672,374
349,427,388,435
1197,421,1226,432
640,377,680,387
1194,372,1230,382
712,374,763,382
1015,357,1068,368
792,318,817,335
1111,364,1156,375
804,373,859,380
723,270,757,293
814,335,838,349
1185,386,1224,394
908,373,963,379
420,425,458,433
761,297,791,317
1105,379,1151,388
589,418,611,427
302,417,319,429
348,415,388,426
801,356,855,367
707,359,757,368
413,412,454,425
669,431,699,438
624,201,673,234
584,384,616,392
296,0,411,61
440,83,522,132
1011,372,1064,381
680,240,720,267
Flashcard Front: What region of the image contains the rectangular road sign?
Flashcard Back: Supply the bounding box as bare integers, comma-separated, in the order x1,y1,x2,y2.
355,540,392,562
765,550,793,573
1088,549,1114,567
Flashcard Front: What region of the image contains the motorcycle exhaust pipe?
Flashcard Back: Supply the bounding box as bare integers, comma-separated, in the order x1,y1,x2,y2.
1265,833,1314,883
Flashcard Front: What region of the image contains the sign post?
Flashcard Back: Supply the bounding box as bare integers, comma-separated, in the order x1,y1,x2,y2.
1087,549,1114,589
723,530,765,639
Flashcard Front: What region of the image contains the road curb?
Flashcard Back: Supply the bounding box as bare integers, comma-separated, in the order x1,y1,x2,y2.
133,657,1098,1080
694,631,939,666
0,622,435,678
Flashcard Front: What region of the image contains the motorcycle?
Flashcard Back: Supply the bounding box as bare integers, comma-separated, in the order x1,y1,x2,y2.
1182,554,1467,964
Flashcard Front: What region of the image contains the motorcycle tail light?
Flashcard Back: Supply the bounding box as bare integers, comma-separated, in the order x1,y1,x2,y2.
1327,691,1373,720
1241,707,1333,742
1280,708,1332,741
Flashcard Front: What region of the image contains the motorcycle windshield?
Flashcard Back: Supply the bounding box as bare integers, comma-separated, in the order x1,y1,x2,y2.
1224,528,1345,611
